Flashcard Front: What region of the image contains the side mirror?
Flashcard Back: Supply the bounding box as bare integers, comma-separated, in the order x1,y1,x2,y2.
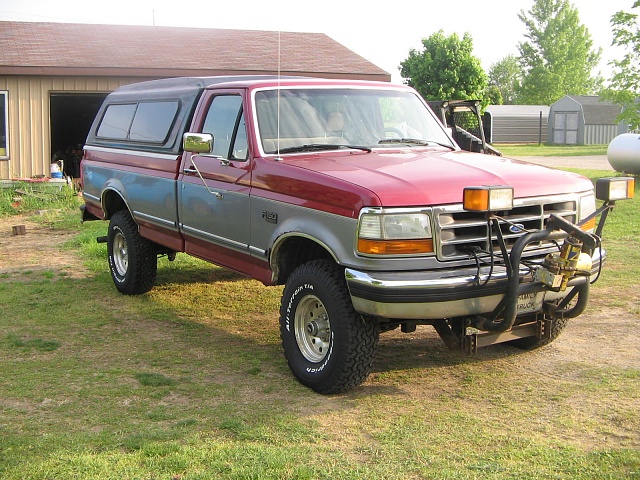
183,132,213,154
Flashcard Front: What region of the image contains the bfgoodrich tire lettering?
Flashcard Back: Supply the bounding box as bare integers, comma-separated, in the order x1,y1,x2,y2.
279,259,379,394
107,210,157,295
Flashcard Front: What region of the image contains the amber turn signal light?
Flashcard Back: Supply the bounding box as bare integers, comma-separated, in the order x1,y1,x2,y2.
357,238,434,255
463,186,514,212
595,177,635,201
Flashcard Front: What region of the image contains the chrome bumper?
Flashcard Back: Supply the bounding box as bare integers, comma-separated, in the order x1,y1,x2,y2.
345,248,605,320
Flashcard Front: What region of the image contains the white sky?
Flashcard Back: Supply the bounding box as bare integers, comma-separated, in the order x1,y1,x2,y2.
0,0,633,82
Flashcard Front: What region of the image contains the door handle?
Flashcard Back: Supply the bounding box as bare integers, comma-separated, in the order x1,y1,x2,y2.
183,167,197,174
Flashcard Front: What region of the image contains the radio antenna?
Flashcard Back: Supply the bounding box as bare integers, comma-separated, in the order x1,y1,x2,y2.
276,30,281,159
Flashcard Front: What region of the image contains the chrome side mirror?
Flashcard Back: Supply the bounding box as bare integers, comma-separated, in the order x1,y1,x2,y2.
183,132,213,154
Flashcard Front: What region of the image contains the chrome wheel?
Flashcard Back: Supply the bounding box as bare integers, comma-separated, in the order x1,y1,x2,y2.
112,230,129,277
294,294,331,363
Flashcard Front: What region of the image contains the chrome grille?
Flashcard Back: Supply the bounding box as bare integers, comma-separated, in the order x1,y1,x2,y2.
434,196,577,260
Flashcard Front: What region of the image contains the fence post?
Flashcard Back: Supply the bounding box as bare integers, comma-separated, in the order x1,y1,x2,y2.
539,111,543,145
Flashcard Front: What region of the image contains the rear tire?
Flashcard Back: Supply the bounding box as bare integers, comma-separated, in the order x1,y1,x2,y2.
279,260,379,394
107,210,157,295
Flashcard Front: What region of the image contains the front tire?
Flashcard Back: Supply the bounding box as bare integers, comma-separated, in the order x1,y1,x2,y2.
107,210,157,295
279,260,379,394
509,316,569,350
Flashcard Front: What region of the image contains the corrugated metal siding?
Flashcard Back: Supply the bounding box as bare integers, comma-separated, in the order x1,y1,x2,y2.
0,75,148,180
584,124,618,145
492,115,548,143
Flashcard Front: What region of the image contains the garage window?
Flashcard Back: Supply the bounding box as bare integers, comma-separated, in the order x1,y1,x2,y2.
0,91,7,159
97,101,179,143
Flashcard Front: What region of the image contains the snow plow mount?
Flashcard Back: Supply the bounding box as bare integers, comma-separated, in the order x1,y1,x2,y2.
462,317,552,354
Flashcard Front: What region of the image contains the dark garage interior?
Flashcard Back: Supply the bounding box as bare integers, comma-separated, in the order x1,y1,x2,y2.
50,93,107,178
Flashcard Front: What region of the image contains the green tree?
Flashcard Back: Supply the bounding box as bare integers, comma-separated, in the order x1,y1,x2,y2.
488,55,522,104
400,30,488,105
517,0,602,105
601,1,640,129
485,85,504,105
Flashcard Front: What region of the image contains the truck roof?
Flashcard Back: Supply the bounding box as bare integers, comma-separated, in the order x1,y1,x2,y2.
108,75,291,100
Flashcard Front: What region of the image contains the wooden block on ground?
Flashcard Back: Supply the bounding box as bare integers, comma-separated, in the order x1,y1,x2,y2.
12,225,26,236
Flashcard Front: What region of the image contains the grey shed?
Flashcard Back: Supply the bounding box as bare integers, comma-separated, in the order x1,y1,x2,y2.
548,95,627,145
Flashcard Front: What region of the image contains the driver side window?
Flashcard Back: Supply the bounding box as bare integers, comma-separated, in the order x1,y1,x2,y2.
202,95,248,160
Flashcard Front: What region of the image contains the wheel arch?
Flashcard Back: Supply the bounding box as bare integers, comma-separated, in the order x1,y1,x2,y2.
270,233,339,285
101,186,133,221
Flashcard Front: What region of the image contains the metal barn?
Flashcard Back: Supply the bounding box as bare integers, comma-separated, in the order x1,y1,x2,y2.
548,95,626,145
486,105,549,144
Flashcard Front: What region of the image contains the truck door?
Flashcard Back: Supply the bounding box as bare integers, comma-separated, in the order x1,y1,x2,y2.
179,91,252,269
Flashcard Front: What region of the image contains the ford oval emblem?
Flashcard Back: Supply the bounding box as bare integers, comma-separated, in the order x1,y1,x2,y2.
509,223,526,234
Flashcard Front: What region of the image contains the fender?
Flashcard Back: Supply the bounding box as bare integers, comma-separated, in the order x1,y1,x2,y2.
266,211,358,284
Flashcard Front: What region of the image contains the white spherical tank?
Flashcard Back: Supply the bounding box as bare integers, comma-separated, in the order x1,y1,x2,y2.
607,133,640,174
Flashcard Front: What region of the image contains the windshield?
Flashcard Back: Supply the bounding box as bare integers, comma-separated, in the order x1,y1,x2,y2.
254,88,455,154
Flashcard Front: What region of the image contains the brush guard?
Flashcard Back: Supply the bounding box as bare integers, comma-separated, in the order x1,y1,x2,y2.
436,196,623,354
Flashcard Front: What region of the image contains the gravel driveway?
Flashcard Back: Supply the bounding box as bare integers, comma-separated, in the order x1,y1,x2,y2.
510,155,614,171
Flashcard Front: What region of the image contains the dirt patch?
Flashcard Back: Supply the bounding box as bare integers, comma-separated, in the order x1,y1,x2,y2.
0,214,89,280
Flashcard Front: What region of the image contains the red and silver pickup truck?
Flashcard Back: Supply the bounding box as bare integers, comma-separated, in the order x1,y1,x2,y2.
80,76,634,393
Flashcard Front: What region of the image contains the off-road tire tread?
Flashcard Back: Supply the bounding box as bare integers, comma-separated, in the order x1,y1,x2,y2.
280,259,379,394
108,210,157,295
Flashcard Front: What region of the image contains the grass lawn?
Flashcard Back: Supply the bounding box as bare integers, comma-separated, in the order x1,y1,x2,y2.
0,171,638,479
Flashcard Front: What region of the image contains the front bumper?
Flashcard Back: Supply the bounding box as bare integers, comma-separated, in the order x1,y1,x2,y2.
345,248,605,320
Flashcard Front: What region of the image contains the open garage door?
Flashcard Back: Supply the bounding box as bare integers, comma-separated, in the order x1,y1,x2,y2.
50,93,107,178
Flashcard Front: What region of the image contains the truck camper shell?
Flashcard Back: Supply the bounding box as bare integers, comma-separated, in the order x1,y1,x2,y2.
86,76,287,154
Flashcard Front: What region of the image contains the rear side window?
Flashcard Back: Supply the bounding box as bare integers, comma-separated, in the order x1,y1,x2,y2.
130,102,179,142
97,104,136,139
97,101,179,143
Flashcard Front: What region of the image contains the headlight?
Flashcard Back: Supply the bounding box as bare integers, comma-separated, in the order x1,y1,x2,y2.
357,210,434,256
579,193,596,232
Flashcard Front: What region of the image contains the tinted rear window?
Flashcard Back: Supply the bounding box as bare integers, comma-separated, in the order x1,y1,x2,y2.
97,104,136,139
97,101,179,143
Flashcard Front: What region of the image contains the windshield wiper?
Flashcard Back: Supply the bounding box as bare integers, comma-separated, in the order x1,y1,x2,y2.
275,144,372,154
378,138,456,150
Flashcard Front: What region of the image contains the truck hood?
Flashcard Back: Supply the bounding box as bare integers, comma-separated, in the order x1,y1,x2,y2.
287,148,594,206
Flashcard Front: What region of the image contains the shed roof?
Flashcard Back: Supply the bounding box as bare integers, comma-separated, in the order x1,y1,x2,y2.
0,21,390,81
561,95,621,125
